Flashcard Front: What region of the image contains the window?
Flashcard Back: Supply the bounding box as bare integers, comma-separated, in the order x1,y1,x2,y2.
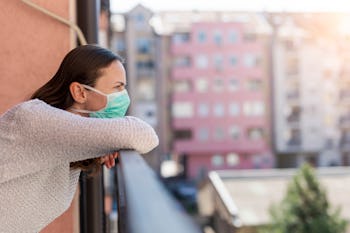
228,79,239,91
243,32,256,42
174,129,192,140
246,80,263,92
173,80,191,93
136,38,151,54
228,30,238,43
172,33,190,44
214,127,225,140
213,30,222,45
116,40,125,52
213,54,223,70
243,101,265,116
213,103,225,117
285,129,301,146
136,60,154,69
212,154,224,167
227,153,239,166
196,78,208,92
196,55,208,69
137,79,155,101
247,128,264,140
135,13,146,29
174,56,191,67
198,128,209,141
229,126,240,140
253,102,265,116
198,103,209,117
243,54,260,67
172,102,194,118
229,56,238,67
198,31,206,43
286,56,299,75
229,103,240,116
213,78,224,92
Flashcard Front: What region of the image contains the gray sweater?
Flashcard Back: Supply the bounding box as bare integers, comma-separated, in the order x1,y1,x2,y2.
0,99,159,233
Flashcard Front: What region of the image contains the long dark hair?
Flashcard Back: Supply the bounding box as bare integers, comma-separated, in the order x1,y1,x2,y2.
31,44,124,172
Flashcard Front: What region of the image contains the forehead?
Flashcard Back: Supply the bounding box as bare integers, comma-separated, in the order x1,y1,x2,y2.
96,60,126,86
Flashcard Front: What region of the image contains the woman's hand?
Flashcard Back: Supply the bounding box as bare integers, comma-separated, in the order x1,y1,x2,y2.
100,151,119,169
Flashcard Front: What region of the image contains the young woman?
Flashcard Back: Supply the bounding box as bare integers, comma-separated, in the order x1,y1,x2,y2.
0,45,159,233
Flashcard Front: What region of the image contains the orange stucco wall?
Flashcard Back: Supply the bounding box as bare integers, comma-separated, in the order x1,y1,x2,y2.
0,0,74,114
0,1,78,232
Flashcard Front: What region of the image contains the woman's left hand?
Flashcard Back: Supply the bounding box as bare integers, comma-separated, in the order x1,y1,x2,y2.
100,151,119,169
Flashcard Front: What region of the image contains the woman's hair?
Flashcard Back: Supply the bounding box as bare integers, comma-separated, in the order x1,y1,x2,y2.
31,44,124,173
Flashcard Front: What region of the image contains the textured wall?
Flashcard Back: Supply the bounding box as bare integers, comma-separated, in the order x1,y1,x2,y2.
0,0,74,113
0,0,77,232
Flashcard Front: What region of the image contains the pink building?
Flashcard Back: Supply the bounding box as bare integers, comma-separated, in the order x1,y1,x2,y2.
170,22,273,179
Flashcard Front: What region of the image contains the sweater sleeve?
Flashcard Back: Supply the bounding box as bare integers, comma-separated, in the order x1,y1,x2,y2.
14,99,159,164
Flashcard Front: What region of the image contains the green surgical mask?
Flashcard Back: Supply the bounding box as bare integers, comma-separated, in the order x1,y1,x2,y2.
72,84,130,118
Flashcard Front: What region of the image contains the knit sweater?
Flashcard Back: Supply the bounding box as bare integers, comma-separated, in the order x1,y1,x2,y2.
0,99,159,233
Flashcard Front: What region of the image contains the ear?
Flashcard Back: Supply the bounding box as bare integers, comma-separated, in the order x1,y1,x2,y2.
69,82,87,104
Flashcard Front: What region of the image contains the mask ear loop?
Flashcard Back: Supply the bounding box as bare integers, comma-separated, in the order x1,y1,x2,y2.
81,84,108,96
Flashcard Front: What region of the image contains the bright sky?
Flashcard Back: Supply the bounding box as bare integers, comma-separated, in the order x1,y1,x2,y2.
111,0,350,13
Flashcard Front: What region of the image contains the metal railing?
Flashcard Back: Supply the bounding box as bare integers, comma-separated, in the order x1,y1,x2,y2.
115,151,203,233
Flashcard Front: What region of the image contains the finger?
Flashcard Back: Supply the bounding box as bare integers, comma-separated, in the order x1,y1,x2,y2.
113,152,119,159
105,160,111,169
109,154,115,167
100,156,106,164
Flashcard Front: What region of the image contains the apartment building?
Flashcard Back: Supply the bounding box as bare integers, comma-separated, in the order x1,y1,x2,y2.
170,17,273,179
270,14,343,167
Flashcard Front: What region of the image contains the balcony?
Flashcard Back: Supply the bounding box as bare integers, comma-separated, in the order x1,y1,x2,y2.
286,90,300,103
339,115,350,128
80,151,202,233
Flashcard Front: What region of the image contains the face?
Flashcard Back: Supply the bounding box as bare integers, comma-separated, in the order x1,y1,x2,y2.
84,60,127,112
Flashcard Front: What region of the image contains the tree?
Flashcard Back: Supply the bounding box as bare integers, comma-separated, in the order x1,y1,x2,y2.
260,163,347,233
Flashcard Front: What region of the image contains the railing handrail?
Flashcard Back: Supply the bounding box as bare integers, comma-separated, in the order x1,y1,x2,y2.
116,151,202,233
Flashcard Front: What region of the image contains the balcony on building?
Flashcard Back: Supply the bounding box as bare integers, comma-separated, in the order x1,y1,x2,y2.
286,105,301,124
136,60,156,77
170,32,193,55
286,89,300,102
339,90,350,103
340,130,350,151
339,114,350,128
285,129,302,150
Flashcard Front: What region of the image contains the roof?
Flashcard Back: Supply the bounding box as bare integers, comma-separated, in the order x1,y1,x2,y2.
198,167,350,227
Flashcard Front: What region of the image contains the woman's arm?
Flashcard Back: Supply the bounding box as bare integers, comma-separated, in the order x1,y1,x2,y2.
15,99,159,164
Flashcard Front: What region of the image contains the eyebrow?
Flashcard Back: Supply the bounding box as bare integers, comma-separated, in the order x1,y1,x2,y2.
114,81,126,86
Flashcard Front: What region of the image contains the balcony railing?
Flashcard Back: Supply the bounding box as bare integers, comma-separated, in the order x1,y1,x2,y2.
115,151,203,233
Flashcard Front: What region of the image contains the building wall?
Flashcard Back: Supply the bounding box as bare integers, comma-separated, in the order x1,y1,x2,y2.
0,0,75,114
171,21,272,179
0,1,77,232
124,5,162,171
273,19,342,167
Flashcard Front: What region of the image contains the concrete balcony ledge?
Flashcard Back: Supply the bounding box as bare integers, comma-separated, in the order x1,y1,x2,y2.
116,151,202,233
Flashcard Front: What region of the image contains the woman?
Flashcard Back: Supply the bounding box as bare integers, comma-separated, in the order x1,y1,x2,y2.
0,45,158,233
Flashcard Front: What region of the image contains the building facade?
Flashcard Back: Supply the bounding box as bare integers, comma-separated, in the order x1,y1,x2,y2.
270,14,344,167
111,5,163,171
170,19,273,179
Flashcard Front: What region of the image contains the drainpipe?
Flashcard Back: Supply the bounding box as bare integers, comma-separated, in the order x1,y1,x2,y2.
77,1,106,233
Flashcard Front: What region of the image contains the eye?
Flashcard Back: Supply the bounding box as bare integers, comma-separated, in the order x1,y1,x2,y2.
114,83,126,91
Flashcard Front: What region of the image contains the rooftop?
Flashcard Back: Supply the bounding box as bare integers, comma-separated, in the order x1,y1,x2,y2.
198,167,350,227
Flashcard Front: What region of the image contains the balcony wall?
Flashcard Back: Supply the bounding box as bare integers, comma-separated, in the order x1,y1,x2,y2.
116,151,203,233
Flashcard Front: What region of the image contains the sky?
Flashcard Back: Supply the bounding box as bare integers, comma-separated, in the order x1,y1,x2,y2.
111,0,350,13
